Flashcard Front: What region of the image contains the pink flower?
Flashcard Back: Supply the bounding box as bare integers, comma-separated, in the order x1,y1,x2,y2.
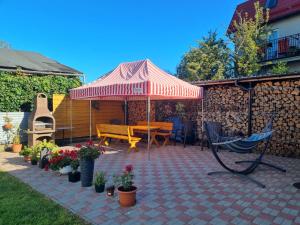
75,143,82,148
125,165,133,173
87,140,93,146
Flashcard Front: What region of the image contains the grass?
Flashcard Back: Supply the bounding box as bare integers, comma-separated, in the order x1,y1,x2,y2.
0,171,89,225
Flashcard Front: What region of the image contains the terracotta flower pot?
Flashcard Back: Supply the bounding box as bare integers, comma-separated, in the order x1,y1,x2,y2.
118,186,137,207
12,144,22,153
3,123,13,130
24,156,31,162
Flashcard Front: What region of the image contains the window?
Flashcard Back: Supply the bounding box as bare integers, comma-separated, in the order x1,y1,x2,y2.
265,0,278,9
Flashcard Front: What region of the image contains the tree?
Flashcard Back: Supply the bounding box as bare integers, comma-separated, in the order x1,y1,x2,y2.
271,61,289,75
177,31,232,81
0,40,11,49
228,1,270,76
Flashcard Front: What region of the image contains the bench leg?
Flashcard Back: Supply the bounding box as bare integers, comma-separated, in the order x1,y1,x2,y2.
162,136,170,147
128,141,139,153
99,137,109,146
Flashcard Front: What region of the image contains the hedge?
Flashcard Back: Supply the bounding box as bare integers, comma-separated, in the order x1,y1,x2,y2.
0,72,81,112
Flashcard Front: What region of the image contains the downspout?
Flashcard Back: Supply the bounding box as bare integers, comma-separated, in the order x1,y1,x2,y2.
234,80,253,136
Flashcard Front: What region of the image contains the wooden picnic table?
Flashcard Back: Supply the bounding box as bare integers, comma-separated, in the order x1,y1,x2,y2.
130,125,160,147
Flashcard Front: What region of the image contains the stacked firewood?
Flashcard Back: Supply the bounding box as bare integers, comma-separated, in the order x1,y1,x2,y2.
252,80,300,157
196,80,299,157
197,86,249,138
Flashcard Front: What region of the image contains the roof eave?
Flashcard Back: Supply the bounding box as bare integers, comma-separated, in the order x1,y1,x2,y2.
0,67,83,76
192,73,300,87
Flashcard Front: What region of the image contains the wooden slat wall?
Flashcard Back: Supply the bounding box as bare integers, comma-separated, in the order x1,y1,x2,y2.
53,94,124,139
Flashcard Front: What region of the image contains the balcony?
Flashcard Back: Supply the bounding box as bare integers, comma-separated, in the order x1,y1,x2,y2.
260,33,300,62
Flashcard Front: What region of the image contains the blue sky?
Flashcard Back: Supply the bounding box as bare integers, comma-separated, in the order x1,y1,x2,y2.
0,0,243,82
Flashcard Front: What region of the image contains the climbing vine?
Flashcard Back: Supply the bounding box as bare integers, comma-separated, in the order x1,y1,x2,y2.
0,72,81,112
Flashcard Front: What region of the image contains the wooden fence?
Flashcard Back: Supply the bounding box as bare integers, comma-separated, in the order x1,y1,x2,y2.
52,94,124,139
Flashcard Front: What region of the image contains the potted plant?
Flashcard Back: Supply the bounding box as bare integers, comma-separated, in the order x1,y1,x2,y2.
94,171,107,193
36,140,58,169
19,146,32,162
68,159,81,182
48,150,74,174
12,127,22,153
30,150,39,165
77,141,102,187
2,116,13,130
114,165,137,207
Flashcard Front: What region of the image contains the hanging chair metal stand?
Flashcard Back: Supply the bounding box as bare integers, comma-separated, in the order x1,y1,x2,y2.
204,120,286,188
235,160,286,172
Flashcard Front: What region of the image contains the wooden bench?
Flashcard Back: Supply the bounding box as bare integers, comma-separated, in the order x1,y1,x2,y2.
136,121,173,147
96,124,141,152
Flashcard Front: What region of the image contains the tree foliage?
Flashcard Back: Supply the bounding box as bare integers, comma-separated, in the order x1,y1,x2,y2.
177,31,232,81
0,72,81,112
228,1,270,76
271,61,289,75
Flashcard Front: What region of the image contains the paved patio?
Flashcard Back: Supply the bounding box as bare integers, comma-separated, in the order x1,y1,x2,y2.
0,145,300,225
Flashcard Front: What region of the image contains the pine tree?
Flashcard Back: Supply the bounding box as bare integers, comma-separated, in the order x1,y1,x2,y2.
177,31,232,81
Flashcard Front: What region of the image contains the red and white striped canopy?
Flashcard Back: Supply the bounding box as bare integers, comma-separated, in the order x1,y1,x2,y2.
70,59,203,100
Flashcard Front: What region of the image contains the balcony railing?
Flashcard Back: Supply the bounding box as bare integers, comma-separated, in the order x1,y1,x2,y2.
260,33,300,62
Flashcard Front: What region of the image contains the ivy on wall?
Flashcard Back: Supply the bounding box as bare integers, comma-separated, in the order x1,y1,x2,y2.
0,72,81,112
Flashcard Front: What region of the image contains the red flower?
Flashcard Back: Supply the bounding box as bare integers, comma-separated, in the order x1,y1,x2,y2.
87,140,93,146
125,165,133,173
59,150,64,154
75,143,82,148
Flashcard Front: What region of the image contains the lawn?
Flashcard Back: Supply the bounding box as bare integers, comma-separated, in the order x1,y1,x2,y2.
0,171,89,225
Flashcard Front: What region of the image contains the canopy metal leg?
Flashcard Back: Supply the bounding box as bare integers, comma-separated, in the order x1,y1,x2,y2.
89,100,92,141
124,100,127,125
208,171,266,188
147,97,150,161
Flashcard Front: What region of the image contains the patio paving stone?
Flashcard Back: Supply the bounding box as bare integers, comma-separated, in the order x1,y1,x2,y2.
0,144,299,225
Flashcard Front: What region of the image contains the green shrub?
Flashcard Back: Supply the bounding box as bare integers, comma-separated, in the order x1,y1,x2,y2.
0,72,81,112
271,61,289,75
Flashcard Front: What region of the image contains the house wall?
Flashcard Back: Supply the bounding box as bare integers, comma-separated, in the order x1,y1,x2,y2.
0,112,30,144
270,14,300,38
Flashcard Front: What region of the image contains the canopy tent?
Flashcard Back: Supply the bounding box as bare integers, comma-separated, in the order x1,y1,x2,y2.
70,59,203,158
70,59,202,100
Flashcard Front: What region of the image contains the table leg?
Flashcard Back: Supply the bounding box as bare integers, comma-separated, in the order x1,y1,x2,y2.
150,133,160,147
